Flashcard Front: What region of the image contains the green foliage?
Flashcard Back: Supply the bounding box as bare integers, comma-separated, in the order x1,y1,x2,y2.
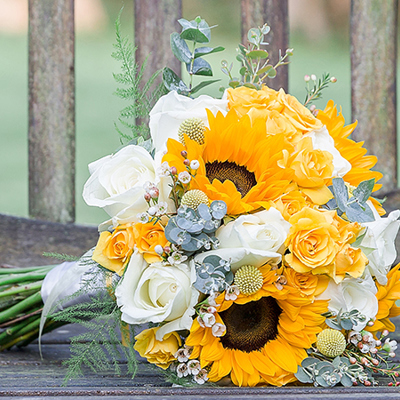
304,72,336,107
295,356,366,387
325,309,367,331
50,261,137,385
112,9,167,147
163,16,224,96
220,24,293,90
324,177,375,223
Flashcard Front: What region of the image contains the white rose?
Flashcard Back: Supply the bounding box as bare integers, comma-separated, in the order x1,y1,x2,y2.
359,208,400,285
305,126,351,177
149,90,228,152
82,145,173,223
317,275,378,331
216,208,291,255
115,251,199,341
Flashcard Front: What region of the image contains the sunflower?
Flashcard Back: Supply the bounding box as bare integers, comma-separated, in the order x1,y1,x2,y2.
163,110,294,215
366,264,400,336
317,101,385,215
186,264,328,386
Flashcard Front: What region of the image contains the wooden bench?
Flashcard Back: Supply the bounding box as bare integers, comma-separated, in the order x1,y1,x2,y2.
2,0,400,397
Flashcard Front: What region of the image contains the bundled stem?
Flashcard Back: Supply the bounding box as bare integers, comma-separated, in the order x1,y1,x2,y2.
0,264,64,350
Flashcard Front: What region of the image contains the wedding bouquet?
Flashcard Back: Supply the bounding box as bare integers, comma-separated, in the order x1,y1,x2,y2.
2,15,400,388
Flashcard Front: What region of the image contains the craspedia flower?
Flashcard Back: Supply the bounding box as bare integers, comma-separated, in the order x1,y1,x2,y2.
316,329,346,358
234,265,263,295
178,117,205,145
181,189,209,210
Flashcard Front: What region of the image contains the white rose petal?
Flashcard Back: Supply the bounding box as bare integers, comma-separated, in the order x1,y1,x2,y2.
360,208,400,285
305,125,351,178
216,208,291,255
149,91,228,152
115,251,199,341
317,275,378,331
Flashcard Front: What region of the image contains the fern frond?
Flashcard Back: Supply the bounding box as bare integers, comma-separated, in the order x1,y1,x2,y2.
42,252,80,262
112,11,165,148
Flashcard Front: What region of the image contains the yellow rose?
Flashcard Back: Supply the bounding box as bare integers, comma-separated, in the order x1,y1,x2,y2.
134,327,181,370
276,89,323,133
269,189,308,221
132,222,168,263
226,85,278,119
265,110,301,143
284,267,330,299
288,137,334,205
335,244,368,283
92,224,135,276
285,208,340,278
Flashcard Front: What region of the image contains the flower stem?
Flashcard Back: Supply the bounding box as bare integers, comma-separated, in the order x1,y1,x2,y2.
0,291,43,324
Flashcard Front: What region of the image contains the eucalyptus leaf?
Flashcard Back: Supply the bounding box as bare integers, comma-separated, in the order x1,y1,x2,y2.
340,318,354,331
162,67,189,95
194,46,225,58
256,65,273,76
179,18,211,43
191,79,220,94
325,319,340,330
353,178,375,204
301,357,318,368
332,178,349,212
316,375,330,387
340,373,353,387
267,68,277,78
170,32,192,64
295,367,313,383
247,49,269,59
351,229,367,248
345,202,375,223
187,58,213,76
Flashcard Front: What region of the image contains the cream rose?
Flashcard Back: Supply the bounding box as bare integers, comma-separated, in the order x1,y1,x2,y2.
149,90,228,152
115,251,199,340
216,208,291,255
82,145,173,222
359,208,400,285
317,275,378,331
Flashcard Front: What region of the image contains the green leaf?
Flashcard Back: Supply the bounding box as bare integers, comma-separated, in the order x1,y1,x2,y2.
351,229,367,248
187,58,212,76
238,43,247,55
257,65,273,76
345,202,375,223
302,357,318,368
332,178,349,212
162,67,189,95
267,68,277,78
247,49,269,59
247,28,261,45
194,46,225,58
179,18,211,43
239,66,247,76
170,32,192,64
341,373,353,387
353,178,375,204
228,79,240,89
243,82,258,90
325,318,341,330
190,79,220,94
340,318,353,331
295,367,313,383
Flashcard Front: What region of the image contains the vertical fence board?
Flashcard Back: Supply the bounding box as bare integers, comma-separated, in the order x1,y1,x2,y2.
28,0,75,223
241,0,289,91
351,0,398,192
134,0,182,85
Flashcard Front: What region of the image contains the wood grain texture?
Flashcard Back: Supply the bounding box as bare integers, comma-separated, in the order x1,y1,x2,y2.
134,0,182,83
241,0,289,91
0,214,98,267
350,0,398,192
28,0,75,223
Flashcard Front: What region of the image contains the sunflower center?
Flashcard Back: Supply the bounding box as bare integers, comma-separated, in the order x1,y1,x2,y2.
205,161,257,197
219,297,282,353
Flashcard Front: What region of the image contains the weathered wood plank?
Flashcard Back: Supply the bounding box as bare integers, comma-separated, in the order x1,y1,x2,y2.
0,214,97,267
134,0,182,84
240,0,289,91
28,0,75,223
350,0,398,192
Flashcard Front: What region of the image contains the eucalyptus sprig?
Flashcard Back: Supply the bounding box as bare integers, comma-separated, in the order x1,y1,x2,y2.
163,16,224,96
304,72,337,107
324,177,376,223
221,24,293,90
